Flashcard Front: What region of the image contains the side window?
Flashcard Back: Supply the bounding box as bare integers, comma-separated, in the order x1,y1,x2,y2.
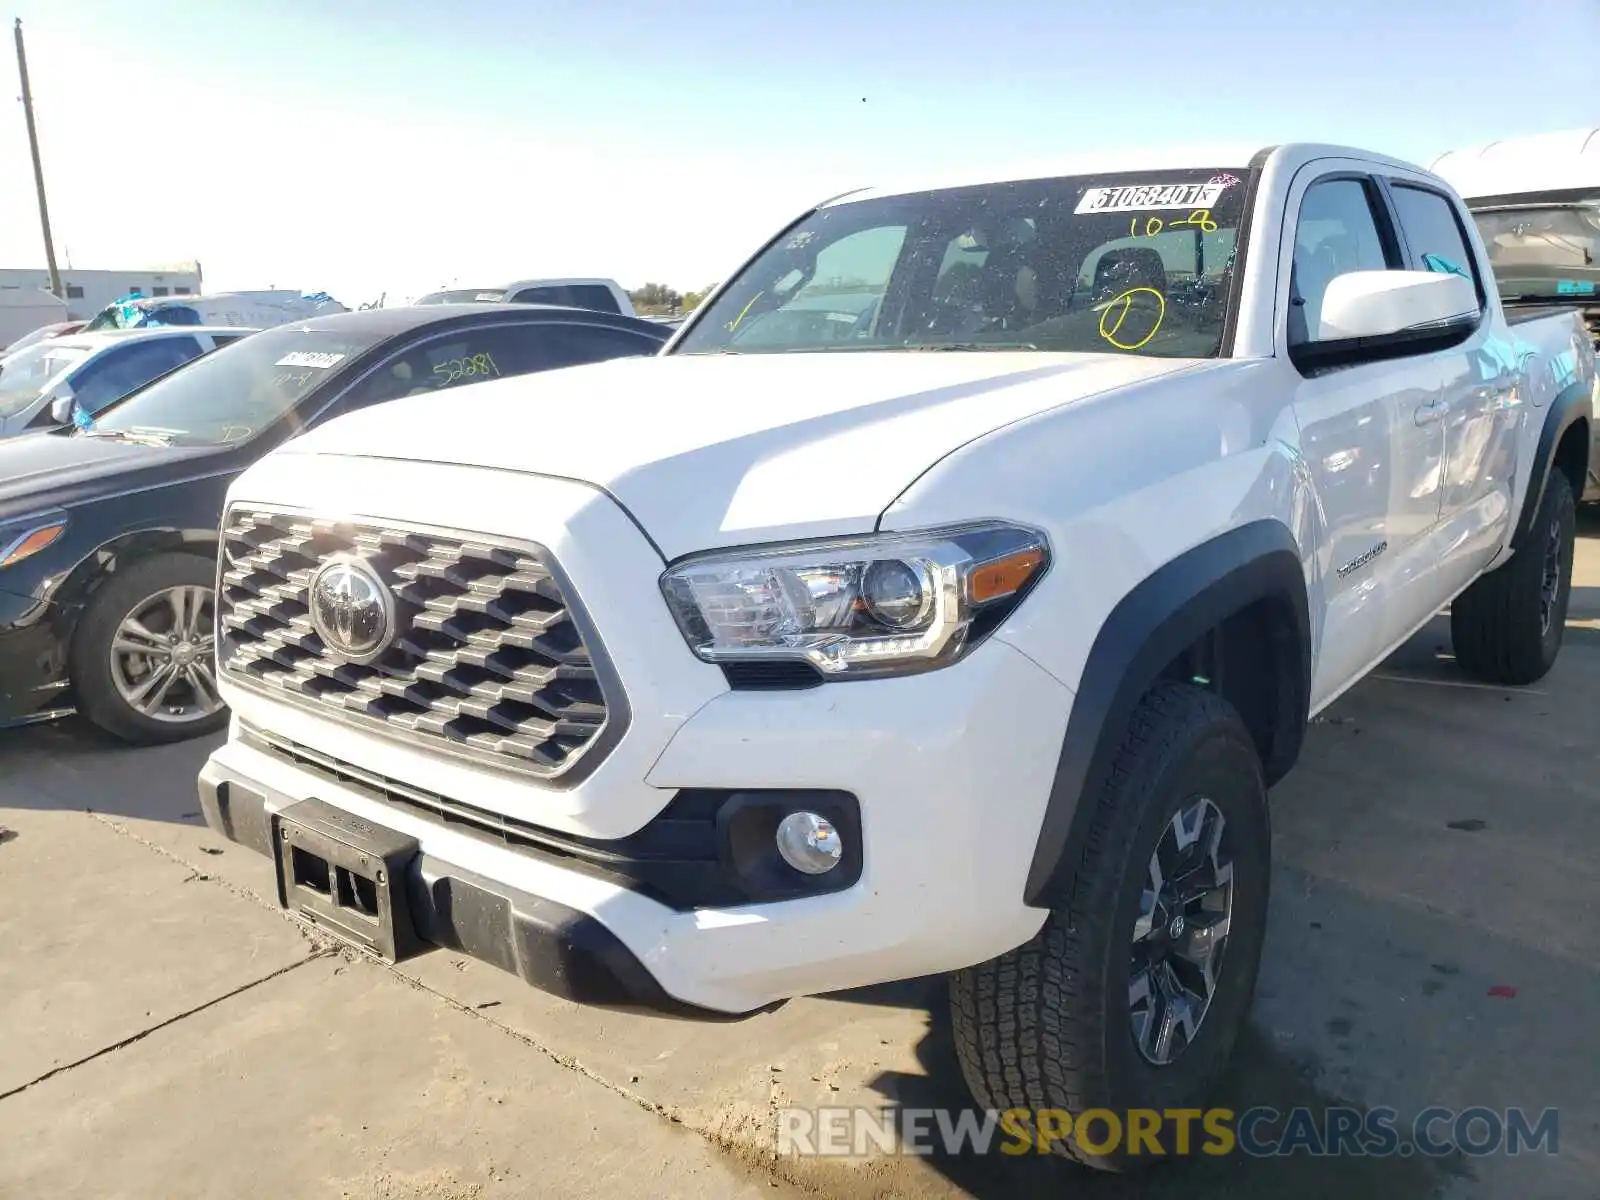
71,337,204,417
209,333,248,349
1290,178,1394,346
528,324,664,371
510,285,621,314
511,286,565,306
1388,184,1485,310
338,323,657,413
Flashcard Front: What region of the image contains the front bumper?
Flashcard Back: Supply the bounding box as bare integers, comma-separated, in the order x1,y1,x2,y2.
201,631,1073,1015
0,586,71,727
197,758,751,1018
207,450,1076,1014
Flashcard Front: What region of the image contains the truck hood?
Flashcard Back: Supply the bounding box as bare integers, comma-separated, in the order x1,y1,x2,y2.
281,351,1211,559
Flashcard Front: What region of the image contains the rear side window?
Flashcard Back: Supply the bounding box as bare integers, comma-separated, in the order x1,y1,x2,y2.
340,321,658,411
1388,184,1485,311
510,285,621,313
532,323,663,369
1289,178,1394,346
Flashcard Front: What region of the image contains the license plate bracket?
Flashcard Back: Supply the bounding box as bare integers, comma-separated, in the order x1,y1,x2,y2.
273,799,422,962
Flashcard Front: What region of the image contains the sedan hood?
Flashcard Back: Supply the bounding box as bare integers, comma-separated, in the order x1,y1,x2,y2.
281,351,1211,558
0,431,215,523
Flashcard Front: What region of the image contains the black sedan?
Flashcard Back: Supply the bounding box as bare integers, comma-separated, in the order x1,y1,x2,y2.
0,303,668,744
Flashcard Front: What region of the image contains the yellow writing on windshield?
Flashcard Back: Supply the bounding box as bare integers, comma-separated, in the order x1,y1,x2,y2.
1128,210,1219,238
1098,287,1166,351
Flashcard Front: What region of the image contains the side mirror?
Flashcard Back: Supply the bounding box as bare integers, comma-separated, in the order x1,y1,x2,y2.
1316,269,1477,341
48,383,76,427
1294,270,1479,371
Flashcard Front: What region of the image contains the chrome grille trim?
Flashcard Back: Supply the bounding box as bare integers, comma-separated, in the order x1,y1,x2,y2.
217,505,626,783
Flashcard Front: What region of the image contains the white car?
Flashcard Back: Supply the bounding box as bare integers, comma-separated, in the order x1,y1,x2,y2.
198,142,1590,1169
0,327,255,438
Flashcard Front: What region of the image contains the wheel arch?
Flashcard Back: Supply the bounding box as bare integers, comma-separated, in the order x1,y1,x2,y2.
53,526,221,631
1022,519,1310,909
1514,380,1592,549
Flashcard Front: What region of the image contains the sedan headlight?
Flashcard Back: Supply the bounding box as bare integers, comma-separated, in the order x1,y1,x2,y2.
661,522,1049,678
0,509,69,570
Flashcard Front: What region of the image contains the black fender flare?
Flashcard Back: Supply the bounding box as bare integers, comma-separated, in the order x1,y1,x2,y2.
1512,379,1592,548
1022,520,1310,908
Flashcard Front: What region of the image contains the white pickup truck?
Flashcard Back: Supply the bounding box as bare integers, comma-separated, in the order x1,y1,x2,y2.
199,142,1591,1169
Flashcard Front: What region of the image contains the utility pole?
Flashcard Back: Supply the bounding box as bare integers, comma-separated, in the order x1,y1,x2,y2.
14,19,63,300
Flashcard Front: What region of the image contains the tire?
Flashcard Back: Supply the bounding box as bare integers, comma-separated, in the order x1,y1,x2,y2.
949,683,1270,1172
70,552,228,746
1451,473,1576,686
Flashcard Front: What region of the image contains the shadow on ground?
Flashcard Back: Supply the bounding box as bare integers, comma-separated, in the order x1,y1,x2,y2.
813,975,1458,1200
0,715,218,826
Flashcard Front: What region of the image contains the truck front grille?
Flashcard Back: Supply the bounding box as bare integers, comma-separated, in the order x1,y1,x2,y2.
218,508,616,779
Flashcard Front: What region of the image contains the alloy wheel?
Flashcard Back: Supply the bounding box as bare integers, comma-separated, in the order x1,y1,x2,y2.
1539,508,1564,638
1128,795,1235,1066
108,585,223,724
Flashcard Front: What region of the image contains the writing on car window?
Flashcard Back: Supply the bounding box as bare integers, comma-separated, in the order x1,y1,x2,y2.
675,169,1250,359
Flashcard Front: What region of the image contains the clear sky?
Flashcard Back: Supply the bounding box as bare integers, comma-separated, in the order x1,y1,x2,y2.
2,0,1596,307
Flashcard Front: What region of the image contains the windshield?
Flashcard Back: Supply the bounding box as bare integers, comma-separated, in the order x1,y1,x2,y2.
1469,189,1600,301
84,324,386,447
0,343,93,419
675,169,1249,357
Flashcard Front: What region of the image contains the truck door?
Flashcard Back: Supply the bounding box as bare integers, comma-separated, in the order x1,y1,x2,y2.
1381,177,1519,601
1284,171,1447,706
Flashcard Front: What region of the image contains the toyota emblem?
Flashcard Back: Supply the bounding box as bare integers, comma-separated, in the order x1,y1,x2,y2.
308,556,395,664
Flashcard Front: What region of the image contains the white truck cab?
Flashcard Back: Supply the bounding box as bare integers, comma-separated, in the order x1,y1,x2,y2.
415,278,636,317
199,142,1590,1170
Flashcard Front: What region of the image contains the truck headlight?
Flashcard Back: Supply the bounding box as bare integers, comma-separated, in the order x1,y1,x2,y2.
660,522,1049,678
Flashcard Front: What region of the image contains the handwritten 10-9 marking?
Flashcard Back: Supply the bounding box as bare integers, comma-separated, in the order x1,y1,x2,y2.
1128,210,1220,238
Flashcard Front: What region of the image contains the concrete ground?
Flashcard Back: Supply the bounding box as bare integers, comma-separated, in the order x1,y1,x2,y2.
3,516,1597,1199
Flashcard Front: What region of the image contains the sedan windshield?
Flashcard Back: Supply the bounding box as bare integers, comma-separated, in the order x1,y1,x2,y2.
0,342,93,419
84,324,387,447
675,169,1249,358
1469,191,1600,302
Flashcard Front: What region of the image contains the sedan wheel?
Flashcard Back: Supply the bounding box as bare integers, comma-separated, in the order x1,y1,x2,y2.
69,552,231,745
109,584,223,723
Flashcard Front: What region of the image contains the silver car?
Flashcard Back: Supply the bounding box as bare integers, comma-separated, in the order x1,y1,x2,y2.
0,326,256,438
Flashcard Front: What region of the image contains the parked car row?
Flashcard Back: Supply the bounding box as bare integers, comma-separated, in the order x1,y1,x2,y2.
2,140,1597,1178
0,302,670,740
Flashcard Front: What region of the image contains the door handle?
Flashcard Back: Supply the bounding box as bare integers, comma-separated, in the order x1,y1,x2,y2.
1415,401,1446,426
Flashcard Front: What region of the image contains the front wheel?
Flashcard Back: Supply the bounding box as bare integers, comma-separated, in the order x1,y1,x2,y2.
949,683,1270,1172
70,552,228,745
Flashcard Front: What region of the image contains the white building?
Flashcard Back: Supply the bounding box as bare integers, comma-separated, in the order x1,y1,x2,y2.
0,263,204,321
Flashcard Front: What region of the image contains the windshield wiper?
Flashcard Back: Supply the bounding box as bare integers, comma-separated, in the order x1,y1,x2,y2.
80,427,175,446
915,342,1039,351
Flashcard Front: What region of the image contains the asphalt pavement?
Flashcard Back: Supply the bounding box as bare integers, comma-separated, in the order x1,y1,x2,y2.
2,516,1597,1199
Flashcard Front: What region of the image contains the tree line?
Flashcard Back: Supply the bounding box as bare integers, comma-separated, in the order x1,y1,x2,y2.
628,282,719,316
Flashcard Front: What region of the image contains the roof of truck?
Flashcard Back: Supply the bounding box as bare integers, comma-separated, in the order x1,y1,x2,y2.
821,143,1432,206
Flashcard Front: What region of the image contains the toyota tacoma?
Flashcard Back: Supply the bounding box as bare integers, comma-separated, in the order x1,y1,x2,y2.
197,143,1591,1169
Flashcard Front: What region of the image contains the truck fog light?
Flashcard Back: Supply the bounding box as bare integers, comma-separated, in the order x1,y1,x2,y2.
775,811,843,875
